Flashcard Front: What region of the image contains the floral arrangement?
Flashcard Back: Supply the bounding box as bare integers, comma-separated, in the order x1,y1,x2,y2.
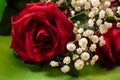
10,0,120,77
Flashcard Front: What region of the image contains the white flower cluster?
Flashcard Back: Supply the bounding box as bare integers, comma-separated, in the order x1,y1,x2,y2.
86,0,114,33
71,0,115,34
59,22,103,73
71,0,91,11
49,0,119,74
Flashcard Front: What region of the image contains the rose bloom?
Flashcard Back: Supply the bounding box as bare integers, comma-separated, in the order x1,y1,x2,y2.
96,22,120,69
11,2,75,64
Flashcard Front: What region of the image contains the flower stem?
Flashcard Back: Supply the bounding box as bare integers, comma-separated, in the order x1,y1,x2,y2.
70,11,88,19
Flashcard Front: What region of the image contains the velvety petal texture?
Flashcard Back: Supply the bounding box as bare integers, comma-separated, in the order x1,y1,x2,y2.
96,22,120,69
11,2,75,64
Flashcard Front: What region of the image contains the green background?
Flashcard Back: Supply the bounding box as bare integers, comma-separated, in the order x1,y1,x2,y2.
0,0,120,80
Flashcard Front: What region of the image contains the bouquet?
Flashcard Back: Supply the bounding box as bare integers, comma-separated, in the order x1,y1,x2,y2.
1,0,120,77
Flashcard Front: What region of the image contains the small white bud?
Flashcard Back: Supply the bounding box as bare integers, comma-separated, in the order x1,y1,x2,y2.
72,54,79,60
77,28,84,34
99,36,106,47
80,0,87,5
90,60,95,65
104,1,111,8
76,34,81,41
91,0,100,7
88,11,95,18
63,56,71,65
61,65,70,73
89,44,97,52
76,48,83,54
99,10,105,19
96,19,103,26
91,7,99,14
84,2,91,10
74,59,84,70
83,30,94,37
105,8,114,16
71,11,75,17
50,61,59,67
73,27,78,34
66,43,76,51
92,55,99,61
90,35,99,44
75,6,81,12
99,24,107,34
88,19,94,27
81,52,90,61
104,22,112,29
78,38,88,47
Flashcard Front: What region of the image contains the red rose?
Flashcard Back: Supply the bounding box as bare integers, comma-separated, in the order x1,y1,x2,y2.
11,2,75,64
96,22,120,69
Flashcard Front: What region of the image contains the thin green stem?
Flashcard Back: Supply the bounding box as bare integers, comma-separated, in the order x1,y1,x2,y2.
70,11,88,19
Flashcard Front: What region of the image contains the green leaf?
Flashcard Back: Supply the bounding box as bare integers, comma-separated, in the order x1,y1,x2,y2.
0,0,40,35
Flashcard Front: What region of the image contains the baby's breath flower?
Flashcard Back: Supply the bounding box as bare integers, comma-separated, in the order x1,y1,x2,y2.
88,19,94,27
99,36,106,47
104,22,112,29
73,27,78,34
90,35,99,44
61,65,70,73
74,59,84,70
84,2,91,10
71,11,75,17
81,52,90,61
92,55,99,61
76,48,83,54
88,11,95,18
89,44,97,52
50,61,59,67
91,0,100,7
90,60,95,65
71,0,80,7
75,6,81,12
76,34,81,41
66,43,76,51
105,8,114,16
63,56,71,65
99,4,104,10
80,0,87,5
72,54,79,60
96,19,103,26
83,30,94,37
91,7,99,14
76,21,80,24
99,24,107,34
99,10,105,19
104,1,111,8
77,28,84,34
78,38,88,47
